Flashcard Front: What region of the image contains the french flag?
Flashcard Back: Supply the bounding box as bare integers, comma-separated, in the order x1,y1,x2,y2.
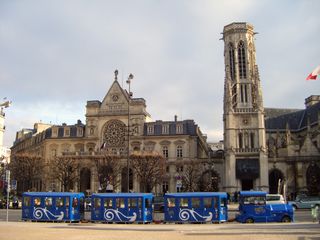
306,65,320,80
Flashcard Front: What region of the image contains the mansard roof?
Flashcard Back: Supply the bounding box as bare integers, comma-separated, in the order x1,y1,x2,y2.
144,119,198,136
265,101,320,132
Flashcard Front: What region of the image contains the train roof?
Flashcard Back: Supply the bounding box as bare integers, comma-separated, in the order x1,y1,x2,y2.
165,192,227,198
91,193,153,198
22,192,84,197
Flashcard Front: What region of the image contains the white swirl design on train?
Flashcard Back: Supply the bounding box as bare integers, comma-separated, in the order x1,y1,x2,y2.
33,207,64,220
104,209,137,222
179,209,213,222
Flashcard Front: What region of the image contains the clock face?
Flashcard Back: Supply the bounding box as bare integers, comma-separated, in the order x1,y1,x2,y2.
112,94,119,102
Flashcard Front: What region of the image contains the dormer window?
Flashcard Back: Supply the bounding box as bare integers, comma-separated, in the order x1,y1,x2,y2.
176,124,183,134
64,128,70,137
162,125,169,134
77,127,83,137
147,125,154,135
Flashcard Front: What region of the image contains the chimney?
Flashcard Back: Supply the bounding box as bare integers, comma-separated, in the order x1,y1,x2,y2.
174,115,178,122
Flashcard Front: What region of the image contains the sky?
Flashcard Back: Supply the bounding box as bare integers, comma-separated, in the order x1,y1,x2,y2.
0,0,319,147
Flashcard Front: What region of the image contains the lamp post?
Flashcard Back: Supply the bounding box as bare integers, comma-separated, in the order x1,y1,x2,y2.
126,73,133,193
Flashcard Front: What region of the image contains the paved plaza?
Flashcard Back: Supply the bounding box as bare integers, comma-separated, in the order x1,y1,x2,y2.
0,221,319,240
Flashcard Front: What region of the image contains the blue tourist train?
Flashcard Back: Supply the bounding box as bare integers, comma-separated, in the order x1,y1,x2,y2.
90,193,153,223
164,192,228,223
236,191,294,223
22,192,85,222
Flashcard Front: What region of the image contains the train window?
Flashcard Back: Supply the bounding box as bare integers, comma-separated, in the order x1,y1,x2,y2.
104,198,113,208
56,197,64,207
191,198,200,208
94,198,101,208
204,198,212,208
116,198,125,208
34,197,41,206
24,197,31,207
138,198,142,208
129,198,137,208
145,198,151,208
213,197,218,209
167,198,175,207
66,197,70,207
180,198,188,208
45,197,53,207
72,198,78,208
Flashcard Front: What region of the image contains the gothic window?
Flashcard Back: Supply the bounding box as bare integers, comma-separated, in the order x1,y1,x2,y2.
228,43,235,81
250,132,255,148
162,146,169,158
238,133,243,149
240,84,249,103
238,41,247,79
176,145,183,158
103,120,126,147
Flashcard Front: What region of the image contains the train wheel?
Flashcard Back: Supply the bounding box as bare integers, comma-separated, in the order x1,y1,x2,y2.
245,218,254,223
281,216,291,223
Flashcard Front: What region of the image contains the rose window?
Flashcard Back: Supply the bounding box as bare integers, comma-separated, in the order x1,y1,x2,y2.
103,120,126,147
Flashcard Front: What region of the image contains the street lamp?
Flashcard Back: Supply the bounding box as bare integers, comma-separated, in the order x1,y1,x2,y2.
126,73,133,193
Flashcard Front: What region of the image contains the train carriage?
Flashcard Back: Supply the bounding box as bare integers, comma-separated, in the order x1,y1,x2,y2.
22,192,85,222
91,193,153,223
164,192,228,223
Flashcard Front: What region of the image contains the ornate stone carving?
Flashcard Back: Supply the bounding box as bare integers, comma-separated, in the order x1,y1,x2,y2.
103,120,126,147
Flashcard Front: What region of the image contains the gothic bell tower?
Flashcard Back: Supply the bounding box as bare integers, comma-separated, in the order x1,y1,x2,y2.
222,22,268,192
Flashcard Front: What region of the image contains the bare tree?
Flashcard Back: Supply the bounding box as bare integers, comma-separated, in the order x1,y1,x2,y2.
181,160,203,192
10,153,45,193
49,156,81,192
93,154,122,192
130,152,166,193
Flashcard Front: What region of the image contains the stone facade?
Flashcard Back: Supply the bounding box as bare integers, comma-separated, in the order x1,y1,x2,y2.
10,76,209,195
222,22,268,193
222,22,320,198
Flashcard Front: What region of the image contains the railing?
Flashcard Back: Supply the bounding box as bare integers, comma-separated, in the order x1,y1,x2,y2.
235,148,260,153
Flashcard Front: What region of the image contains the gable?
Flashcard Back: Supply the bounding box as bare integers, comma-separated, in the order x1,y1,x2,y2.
300,135,319,156
100,80,129,113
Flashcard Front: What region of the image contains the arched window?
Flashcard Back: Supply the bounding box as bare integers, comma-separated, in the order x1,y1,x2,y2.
238,41,247,79
228,43,235,81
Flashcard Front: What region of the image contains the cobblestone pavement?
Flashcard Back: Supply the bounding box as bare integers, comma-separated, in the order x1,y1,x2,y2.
0,221,319,240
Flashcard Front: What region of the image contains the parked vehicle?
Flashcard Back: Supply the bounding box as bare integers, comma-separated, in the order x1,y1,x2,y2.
236,191,294,223
289,196,320,210
266,194,285,204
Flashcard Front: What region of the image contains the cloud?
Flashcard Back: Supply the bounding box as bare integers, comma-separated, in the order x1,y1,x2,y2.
1,0,320,146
